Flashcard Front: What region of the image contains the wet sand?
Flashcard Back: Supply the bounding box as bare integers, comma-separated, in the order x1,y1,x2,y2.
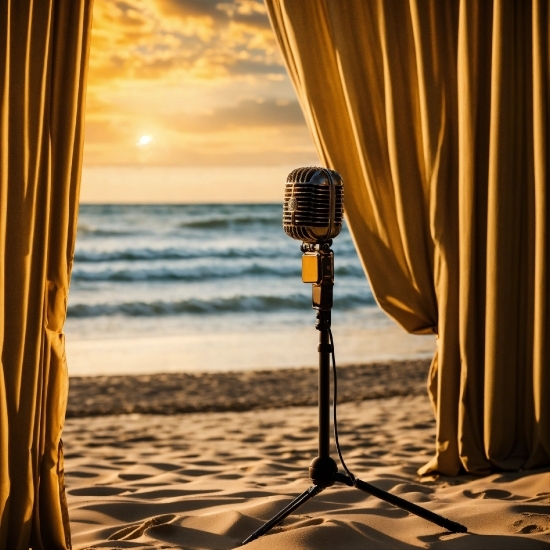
67,359,431,416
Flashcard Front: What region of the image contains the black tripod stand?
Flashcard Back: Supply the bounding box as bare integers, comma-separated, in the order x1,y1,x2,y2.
242,241,467,546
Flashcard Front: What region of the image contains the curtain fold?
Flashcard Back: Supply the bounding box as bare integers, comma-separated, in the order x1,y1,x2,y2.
0,1,93,548
265,0,550,475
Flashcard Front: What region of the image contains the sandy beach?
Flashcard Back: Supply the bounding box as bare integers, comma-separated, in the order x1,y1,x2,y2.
65,360,550,549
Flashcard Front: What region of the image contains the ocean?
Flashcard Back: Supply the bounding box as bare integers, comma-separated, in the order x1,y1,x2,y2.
65,204,435,376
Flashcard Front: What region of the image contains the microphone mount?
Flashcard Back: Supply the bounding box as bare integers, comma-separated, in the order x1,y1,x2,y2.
240,167,468,546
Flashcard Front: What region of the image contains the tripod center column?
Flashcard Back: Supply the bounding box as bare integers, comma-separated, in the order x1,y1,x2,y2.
316,309,332,459
302,243,337,486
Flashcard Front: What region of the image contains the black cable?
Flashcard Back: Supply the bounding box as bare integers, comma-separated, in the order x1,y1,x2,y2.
328,327,355,483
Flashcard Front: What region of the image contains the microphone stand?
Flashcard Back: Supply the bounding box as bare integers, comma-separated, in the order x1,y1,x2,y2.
241,241,467,546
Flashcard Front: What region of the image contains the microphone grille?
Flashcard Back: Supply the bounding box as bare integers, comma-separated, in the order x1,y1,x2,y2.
286,166,324,184
283,166,344,243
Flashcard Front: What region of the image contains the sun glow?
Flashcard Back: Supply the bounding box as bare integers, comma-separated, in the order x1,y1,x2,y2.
137,135,152,146
82,0,314,199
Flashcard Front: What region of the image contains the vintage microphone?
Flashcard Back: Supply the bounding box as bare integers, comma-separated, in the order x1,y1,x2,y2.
283,166,344,243
241,167,467,545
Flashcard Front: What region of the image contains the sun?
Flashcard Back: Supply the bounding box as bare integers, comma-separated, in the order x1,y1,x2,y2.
137,135,152,146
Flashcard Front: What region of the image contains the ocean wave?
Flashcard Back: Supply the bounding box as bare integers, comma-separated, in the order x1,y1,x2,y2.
71,263,300,282
67,293,376,318
77,225,139,237
74,245,361,264
70,262,365,282
77,217,282,236
178,214,281,229
73,246,284,263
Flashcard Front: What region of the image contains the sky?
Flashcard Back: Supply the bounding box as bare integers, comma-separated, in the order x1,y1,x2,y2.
82,0,317,202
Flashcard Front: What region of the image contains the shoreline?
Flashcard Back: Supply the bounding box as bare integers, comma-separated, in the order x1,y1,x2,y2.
67,358,431,417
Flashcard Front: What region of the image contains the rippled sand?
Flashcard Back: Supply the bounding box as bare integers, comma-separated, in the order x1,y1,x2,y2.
65,384,550,549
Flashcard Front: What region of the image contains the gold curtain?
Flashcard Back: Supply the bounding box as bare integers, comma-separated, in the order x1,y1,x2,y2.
265,0,550,475
0,1,93,548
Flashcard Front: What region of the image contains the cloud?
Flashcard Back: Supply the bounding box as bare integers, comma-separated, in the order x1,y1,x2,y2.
155,0,269,28
84,119,129,144
228,59,285,76
87,0,279,83
166,98,305,133
154,0,228,21
83,1,311,168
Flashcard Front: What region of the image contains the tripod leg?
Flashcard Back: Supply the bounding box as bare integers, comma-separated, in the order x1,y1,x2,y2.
353,477,467,533
241,485,323,546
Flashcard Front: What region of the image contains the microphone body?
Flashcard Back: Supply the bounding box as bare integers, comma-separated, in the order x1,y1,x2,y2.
283,167,344,243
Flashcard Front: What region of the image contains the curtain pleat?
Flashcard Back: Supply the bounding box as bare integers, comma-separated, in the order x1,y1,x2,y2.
0,1,93,548
531,0,550,470
265,0,550,475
